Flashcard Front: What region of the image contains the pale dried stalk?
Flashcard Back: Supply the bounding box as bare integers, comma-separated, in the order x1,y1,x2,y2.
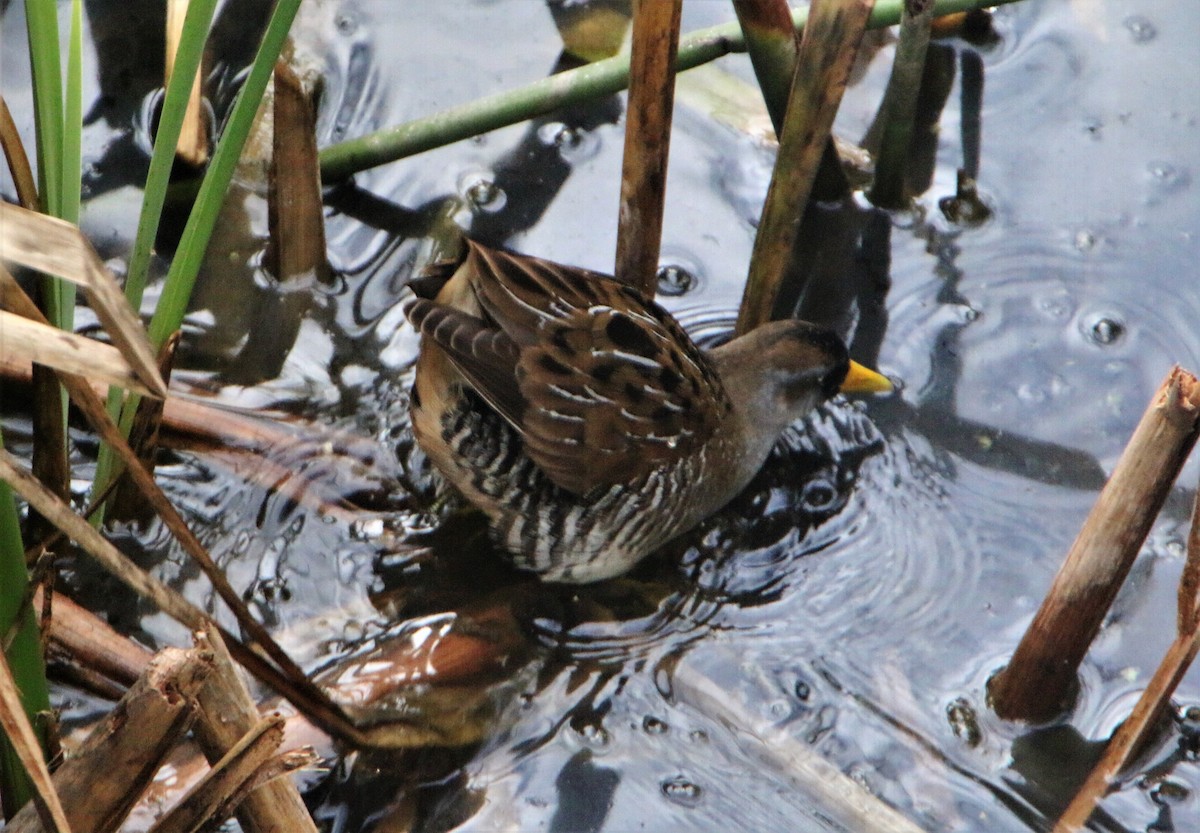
2,269,354,739
0,650,72,833
0,203,166,397
165,0,209,166
0,302,157,397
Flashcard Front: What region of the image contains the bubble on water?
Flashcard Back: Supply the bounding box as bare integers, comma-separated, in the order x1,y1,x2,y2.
462,176,507,213
1085,316,1125,346
336,11,359,36
1150,779,1189,806
794,680,811,701
1123,15,1157,43
570,715,610,749
799,478,838,512
537,121,599,163
661,777,703,807
1146,161,1189,195
1016,383,1047,404
642,716,669,734
656,263,698,297
946,697,982,747
538,121,579,149
1073,229,1097,252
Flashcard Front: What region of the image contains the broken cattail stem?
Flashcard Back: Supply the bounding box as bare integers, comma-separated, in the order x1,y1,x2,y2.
989,366,1200,723
614,0,683,295
192,625,318,833
145,717,288,833
5,647,213,833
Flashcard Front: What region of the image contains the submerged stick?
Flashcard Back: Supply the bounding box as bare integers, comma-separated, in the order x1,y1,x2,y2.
989,367,1200,723
317,0,1022,181
614,0,683,293
736,0,876,336
674,660,926,833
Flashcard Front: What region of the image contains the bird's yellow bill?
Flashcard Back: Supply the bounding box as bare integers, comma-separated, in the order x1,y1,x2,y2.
841,361,893,394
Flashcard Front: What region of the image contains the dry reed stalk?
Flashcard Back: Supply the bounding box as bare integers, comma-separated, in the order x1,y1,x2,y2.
989,367,1200,722
0,95,40,210
867,0,935,207
36,587,152,688
5,647,213,833
0,203,166,397
614,0,683,295
266,60,329,286
2,262,368,744
731,0,800,135
736,0,876,335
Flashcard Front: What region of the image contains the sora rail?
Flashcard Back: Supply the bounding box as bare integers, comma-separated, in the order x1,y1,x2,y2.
405,241,892,583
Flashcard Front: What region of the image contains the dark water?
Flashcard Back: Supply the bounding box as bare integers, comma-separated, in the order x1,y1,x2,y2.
3,0,1200,830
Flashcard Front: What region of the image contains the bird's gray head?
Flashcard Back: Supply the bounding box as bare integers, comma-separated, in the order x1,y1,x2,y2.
710,320,850,423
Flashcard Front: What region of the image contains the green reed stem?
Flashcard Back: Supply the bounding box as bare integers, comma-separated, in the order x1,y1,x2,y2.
318,0,1022,180
0,433,50,819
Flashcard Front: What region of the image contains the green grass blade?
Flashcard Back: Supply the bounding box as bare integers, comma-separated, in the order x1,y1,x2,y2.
146,0,303,350
52,0,85,332
23,0,63,218
88,0,219,519
61,0,82,225
125,0,220,311
0,432,50,818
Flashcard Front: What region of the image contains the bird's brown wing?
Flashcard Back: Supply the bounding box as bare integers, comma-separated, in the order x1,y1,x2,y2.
456,242,732,495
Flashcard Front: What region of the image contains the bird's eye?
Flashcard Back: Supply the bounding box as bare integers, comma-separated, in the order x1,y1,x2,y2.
821,362,850,397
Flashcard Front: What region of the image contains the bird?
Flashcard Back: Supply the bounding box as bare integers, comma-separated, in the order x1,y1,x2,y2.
404,240,892,583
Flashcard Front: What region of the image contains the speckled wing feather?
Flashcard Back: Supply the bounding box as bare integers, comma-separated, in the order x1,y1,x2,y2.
455,242,732,495
405,292,525,429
